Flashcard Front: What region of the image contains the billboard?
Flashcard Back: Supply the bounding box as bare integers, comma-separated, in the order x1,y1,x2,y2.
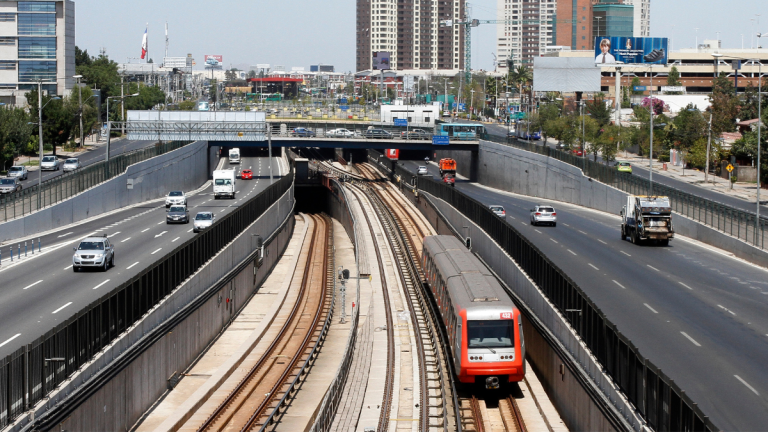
204,55,223,67
372,51,391,70
533,57,601,92
594,37,668,66
386,149,399,160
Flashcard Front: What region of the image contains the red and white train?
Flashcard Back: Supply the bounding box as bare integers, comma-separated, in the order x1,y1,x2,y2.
422,235,525,389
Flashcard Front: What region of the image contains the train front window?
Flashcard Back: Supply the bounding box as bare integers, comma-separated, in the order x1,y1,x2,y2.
467,320,514,348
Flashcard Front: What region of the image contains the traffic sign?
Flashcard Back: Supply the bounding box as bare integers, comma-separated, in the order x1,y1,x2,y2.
340,105,350,111
432,136,449,145
394,118,408,127
726,164,734,173
633,86,647,91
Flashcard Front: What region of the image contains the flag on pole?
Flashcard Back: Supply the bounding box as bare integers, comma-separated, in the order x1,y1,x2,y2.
140,27,148,59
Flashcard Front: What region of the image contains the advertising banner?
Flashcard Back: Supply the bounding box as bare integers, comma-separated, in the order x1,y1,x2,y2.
372,51,391,70
205,55,223,67
386,149,399,160
594,37,668,66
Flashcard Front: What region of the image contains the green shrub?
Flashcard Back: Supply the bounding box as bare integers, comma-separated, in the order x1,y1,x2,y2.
658,154,670,162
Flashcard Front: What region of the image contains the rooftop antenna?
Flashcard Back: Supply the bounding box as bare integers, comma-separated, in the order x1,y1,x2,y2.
165,22,169,59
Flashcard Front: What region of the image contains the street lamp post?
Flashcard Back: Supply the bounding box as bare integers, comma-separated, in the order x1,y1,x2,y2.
106,93,140,168
73,75,84,147
649,65,655,196
35,81,61,209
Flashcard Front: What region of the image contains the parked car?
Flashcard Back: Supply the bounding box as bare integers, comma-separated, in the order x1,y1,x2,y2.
327,128,356,137
530,205,557,227
417,166,429,176
62,158,81,172
616,161,632,174
72,235,114,272
40,155,60,171
401,129,430,140
0,177,21,194
166,205,190,224
241,169,253,180
7,166,28,180
292,127,316,137
364,129,393,139
165,191,187,207
193,211,215,233
489,205,506,217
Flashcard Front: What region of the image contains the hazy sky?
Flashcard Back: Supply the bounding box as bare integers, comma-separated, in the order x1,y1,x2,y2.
74,0,767,73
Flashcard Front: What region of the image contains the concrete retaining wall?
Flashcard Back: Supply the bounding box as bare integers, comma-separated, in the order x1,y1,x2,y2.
437,140,768,267
11,185,295,432
0,142,215,242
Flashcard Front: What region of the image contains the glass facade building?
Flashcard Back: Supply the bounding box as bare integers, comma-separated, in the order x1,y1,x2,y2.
593,3,634,38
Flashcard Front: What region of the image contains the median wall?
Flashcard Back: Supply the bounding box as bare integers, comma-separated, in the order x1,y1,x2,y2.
0,142,216,242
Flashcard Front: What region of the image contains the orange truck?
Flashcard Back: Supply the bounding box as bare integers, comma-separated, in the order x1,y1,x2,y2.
438,158,457,176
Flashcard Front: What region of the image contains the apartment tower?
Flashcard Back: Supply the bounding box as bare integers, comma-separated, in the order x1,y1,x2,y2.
496,0,557,71
357,0,465,72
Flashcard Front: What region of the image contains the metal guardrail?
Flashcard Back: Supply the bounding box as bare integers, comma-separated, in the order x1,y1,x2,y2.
0,170,294,429
416,176,718,432
269,123,480,142
488,135,767,250
0,141,190,223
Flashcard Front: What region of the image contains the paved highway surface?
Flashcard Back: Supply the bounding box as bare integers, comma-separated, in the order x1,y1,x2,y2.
483,123,768,215
0,156,282,358
402,159,768,431
16,139,158,189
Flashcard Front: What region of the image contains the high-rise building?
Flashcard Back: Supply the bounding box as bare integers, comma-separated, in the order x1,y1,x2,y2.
556,0,649,50
356,0,465,72
593,1,634,38
0,1,75,106
623,0,650,37
497,0,557,70
555,0,594,50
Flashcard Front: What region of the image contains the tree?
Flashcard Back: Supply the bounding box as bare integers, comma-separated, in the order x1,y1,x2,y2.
225,69,237,82
670,104,707,153
0,107,33,170
64,85,98,144
124,82,166,111
538,103,560,143
631,77,644,95
509,65,532,96
26,88,76,153
247,70,257,79
641,97,666,115
178,100,196,111
665,66,683,95
710,72,739,135
586,94,612,126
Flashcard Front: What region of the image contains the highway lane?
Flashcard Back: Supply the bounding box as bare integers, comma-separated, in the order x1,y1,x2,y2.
401,160,768,430
0,156,282,358
16,139,157,189
483,125,768,214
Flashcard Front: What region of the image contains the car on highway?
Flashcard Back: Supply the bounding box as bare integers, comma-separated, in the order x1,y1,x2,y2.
327,128,356,137
572,148,584,157
62,158,81,172
166,205,190,224
291,127,316,137
401,129,431,140
442,173,455,187
489,205,506,217
165,191,187,208
193,211,215,233
616,161,632,174
72,235,114,272
363,129,393,139
0,177,22,194
241,169,253,180
7,166,28,180
417,166,429,176
40,155,60,171
530,205,557,227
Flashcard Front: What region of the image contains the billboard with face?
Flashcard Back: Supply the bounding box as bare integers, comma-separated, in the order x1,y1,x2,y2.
205,55,223,67
594,37,668,66
372,51,391,70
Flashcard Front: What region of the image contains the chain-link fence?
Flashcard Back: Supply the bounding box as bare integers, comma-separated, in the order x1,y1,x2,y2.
488,135,767,250
0,141,190,223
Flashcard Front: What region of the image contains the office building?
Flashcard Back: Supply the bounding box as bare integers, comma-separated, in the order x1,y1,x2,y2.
593,1,634,38
555,0,593,50
356,0,465,72
497,0,557,70
623,0,650,37
0,0,75,106
556,0,649,50
310,64,335,72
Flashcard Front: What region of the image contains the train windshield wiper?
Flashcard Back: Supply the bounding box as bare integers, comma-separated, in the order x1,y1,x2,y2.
478,346,496,354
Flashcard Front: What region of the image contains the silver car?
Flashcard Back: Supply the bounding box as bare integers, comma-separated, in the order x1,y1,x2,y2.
7,166,28,180
193,211,215,233
530,205,557,227
417,166,429,175
165,191,187,207
0,178,21,194
489,205,506,217
72,235,114,272
62,158,81,172
40,155,60,171
327,128,356,137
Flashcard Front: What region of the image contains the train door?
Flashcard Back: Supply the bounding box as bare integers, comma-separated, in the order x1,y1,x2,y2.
455,315,462,367
518,317,526,372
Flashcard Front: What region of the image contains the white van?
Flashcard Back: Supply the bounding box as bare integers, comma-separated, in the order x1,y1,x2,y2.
213,170,236,199
229,148,241,164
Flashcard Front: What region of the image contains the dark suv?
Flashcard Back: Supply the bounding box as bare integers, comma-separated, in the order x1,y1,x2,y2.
364,129,393,139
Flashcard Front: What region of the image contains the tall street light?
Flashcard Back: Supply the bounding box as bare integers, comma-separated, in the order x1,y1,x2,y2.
35,81,61,208
106,93,139,168
73,75,85,148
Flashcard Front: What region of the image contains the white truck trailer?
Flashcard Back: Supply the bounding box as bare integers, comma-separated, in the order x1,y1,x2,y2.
213,169,236,199
228,148,241,164
620,195,674,245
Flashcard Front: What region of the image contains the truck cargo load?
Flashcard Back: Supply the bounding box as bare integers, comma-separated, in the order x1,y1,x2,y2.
621,195,674,245
229,148,241,164
438,158,457,176
213,169,236,199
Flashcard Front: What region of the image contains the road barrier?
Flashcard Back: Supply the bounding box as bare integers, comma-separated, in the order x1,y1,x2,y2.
0,141,190,223
416,175,717,432
0,169,294,429
491,135,767,250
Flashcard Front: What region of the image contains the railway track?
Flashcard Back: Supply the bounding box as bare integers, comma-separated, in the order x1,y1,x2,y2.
458,395,527,432
196,214,333,432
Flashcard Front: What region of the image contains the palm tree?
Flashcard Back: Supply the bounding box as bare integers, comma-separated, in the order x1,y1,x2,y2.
509,65,532,96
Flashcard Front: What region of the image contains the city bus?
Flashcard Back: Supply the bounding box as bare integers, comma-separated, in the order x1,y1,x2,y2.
435,123,488,140
197,101,210,111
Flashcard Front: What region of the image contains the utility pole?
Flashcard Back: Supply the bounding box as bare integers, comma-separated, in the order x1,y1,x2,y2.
75,75,84,147
120,75,125,136
37,81,43,209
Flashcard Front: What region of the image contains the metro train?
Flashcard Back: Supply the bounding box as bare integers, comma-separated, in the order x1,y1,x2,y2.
422,235,525,389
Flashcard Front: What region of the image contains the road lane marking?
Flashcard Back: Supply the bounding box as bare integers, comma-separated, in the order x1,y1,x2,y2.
567,249,577,255
612,280,626,289
52,302,72,314
126,262,139,270
111,231,121,236
57,232,73,238
644,303,659,314
172,237,180,242
717,305,736,316
734,375,760,395
597,239,607,244
92,280,110,290
0,334,21,348
620,251,631,257
647,265,660,272
187,229,193,232
680,332,701,347
562,223,569,227
679,282,693,290
588,263,599,270
151,248,162,255
578,230,587,235
64,265,72,270
534,229,542,234
23,280,43,290
141,228,150,233
121,237,131,243
154,231,168,238
550,238,558,244
157,221,164,225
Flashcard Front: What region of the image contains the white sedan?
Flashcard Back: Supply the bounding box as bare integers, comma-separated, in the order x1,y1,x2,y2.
417,166,429,175
62,158,81,172
530,205,557,227
327,128,356,137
